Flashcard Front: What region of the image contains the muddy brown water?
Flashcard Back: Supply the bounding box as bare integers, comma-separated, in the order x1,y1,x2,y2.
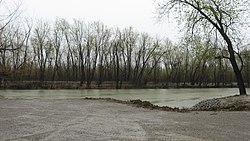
0,88,249,108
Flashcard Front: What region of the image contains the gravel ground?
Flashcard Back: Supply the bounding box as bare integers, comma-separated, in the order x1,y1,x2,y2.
191,95,250,111
0,99,250,141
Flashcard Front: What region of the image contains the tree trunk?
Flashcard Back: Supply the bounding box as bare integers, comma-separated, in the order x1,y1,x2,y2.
230,57,247,95
226,41,247,95
219,30,247,95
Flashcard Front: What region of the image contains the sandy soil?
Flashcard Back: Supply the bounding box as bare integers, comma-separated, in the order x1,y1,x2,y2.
0,99,250,141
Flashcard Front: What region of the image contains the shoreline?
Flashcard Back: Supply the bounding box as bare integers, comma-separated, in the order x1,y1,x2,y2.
1,95,250,111
1,81,249,90
85,95,250,111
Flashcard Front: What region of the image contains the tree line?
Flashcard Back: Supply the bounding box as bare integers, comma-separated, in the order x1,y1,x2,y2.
0,18,250,88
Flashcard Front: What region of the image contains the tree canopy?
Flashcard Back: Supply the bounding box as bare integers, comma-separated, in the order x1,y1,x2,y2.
156,0,250,95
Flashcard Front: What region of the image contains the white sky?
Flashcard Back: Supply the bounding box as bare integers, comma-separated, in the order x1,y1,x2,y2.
20,0,180,41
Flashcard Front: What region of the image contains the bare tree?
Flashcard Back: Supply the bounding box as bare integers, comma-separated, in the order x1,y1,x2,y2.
96,24,111,86
59,19,77,81
71,20,86,86
89,22,111,87
31,21,51,82
8,21,32,80
133,33,157,86
51,19,64,81
121,27,138,82
0,0,21,51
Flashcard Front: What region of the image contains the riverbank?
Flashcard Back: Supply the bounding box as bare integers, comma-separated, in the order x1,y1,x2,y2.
85,95,250,111
1,81,248,89
0,98,249,141
1,92,250,111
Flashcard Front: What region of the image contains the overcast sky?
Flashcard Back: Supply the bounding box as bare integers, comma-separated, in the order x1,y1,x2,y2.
20,0,180,41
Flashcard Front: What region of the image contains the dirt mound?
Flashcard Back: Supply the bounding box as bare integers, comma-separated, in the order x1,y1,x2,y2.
129,99,182,111
84,97,185,112
85,96,250,112
191,95,250,111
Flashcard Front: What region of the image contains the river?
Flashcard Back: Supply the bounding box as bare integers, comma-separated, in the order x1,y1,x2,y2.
0,88,249,108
